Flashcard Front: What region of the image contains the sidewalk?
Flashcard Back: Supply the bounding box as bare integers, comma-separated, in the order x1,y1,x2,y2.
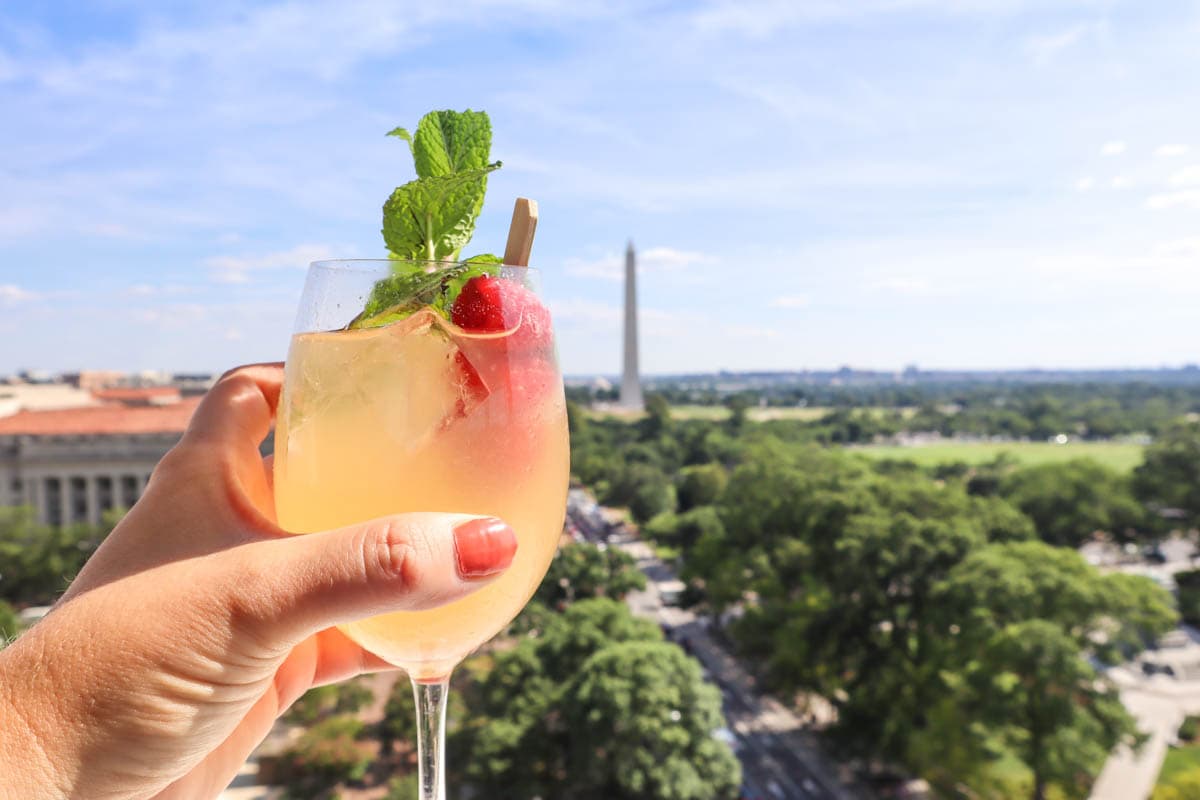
1092,667,1200,799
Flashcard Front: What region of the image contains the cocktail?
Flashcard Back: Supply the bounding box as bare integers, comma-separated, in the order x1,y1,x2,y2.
274,110,569,799
275,260,568,796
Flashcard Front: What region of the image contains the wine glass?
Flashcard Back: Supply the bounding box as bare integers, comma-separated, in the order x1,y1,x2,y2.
273,259,569,799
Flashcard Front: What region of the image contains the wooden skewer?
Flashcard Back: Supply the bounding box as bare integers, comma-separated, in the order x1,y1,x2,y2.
502,198,538,267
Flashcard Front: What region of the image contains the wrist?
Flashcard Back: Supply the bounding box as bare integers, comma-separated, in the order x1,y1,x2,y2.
0,643,73,799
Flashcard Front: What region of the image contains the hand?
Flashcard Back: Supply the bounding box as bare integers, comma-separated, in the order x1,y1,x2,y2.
0,364,517,800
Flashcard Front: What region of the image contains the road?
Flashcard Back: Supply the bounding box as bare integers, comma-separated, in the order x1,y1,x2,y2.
566,490,863,800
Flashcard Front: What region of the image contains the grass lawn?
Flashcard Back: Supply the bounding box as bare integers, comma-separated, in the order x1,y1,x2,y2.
587,404,898,422
1158,743,1200,786
852,440,1144,472
586,404,831,421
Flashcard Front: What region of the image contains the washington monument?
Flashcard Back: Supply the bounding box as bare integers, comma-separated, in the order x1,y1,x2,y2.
620,240,644,410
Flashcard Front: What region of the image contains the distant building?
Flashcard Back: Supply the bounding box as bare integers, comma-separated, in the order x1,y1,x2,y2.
61,370,126,392
0,384,99,417
620,241,644,411
92,387,183,406
0,398,200,526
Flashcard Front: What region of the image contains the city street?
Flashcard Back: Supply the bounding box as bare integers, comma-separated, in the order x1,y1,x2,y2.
566,490,864,800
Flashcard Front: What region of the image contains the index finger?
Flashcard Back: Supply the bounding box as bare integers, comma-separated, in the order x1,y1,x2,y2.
184,363,284,451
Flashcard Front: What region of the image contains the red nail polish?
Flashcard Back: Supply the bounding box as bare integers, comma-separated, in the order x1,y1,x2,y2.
454,518,517,579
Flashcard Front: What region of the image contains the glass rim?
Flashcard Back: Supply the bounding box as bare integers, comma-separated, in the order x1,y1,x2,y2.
309,259,539,275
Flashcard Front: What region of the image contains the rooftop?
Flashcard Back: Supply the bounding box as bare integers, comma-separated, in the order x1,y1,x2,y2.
0,397,202,436
92,387,183,405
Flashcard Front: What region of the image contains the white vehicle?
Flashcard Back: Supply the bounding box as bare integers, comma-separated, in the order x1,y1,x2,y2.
657,578,686,605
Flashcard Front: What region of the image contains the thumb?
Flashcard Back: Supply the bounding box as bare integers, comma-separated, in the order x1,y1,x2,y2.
218,513,517,647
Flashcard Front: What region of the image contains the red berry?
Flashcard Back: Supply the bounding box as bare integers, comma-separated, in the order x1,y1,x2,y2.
450,275,552,351
450,275,509,331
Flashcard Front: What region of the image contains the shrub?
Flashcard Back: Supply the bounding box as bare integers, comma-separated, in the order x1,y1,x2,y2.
1177,570,1200,625
281,715,371,794
0,600,19,644
285,679,374,725
1180,715,1200,743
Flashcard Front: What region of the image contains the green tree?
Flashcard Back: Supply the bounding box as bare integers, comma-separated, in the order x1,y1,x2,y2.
974,621,1140,800
699,448,995,761
0,507,118,604
460,599,738,799
638,394,674,441
1178,569,1200,624
385,772,420,799
676,464,728,512
645,506,726,555
936,542,1174,798
970,494,1037,543
0,599,18,644
603,463,677,524
563,642,741,800
1136,421,1200,531
534,542,645,609
1001,459,1147,547
285,678,375,725
281,715,371,798
536,598,661,679
725,394,751,434
940,541,1176,662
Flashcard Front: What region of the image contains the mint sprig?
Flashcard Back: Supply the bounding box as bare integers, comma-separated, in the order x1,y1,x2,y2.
349,110,503,331
382,109,499,263
381,165,500,263
348,258,499,330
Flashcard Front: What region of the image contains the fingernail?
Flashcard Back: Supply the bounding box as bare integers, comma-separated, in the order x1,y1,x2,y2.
454,517,517,579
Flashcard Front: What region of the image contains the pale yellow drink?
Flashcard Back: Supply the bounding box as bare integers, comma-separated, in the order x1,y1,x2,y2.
273,310,569,680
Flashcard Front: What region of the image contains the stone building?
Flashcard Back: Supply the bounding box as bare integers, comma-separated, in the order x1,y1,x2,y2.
0,398,200,526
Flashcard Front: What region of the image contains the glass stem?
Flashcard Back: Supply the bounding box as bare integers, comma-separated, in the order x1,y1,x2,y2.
412,676,450,800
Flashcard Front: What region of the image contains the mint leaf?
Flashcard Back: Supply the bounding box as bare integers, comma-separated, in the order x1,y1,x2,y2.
381,163,500,261
387,126,414,156
412,110,492,179
359,109,503,328
348,267,451,329
463,254,502,264
348,261,501,329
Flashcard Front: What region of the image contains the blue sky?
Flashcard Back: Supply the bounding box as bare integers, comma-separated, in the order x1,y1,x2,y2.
2,0,1199,376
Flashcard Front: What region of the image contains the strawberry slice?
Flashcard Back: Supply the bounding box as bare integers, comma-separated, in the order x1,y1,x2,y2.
450,275,552,352
450,275,509,331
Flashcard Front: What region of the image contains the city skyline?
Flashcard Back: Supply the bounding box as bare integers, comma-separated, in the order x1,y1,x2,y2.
2,1,1200,375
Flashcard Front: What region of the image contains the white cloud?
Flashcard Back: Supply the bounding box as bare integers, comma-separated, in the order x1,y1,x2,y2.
1110,176,1131,189
0,285,38,306
564,247,716,281
125,283,197,297
495,92,643,148
548,298,621,325
721,324,780,340
688,0,1083,39
1169,165,1200,186
715,78,868,127
134,304,211,325
868,277,942,296
770,294,810,309
1026,24,1092,65
1101,141,1127,156
549,298,696,338
1156,144,1191,158
203,244,336,284
1146,191,1200,211
1075,177,1095,191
